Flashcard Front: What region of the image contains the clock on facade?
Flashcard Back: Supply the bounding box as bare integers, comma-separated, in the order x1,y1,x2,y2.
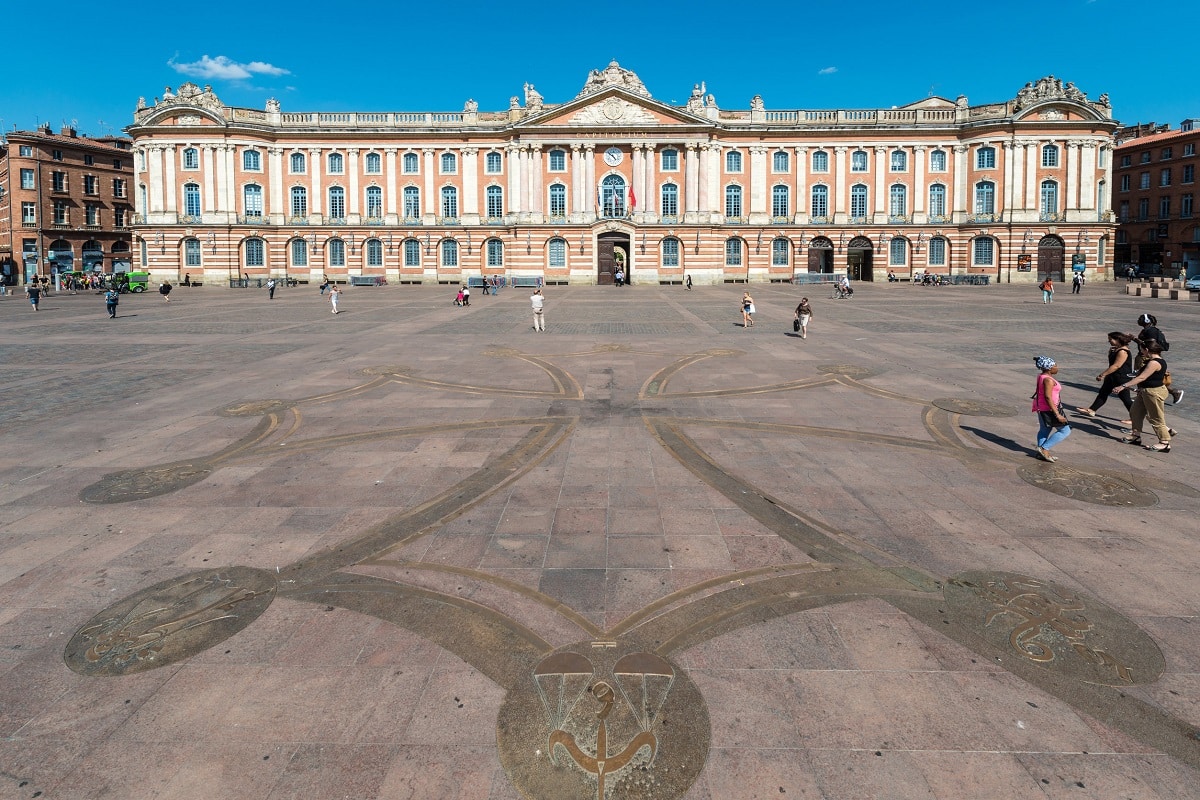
603,147,623,166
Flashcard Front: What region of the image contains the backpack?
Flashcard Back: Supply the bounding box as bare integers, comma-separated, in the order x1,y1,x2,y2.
105,290,119,303
1039,279,1050,291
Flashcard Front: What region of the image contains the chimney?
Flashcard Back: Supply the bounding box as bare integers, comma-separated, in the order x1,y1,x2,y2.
61,126,77,138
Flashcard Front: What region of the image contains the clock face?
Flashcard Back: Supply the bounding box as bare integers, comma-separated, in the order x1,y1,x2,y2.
603,147,623,166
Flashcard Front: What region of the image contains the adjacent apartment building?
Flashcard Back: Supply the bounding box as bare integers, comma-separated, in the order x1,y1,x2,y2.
1112,119,1200,278
124,65,1117,286
0,126,136,285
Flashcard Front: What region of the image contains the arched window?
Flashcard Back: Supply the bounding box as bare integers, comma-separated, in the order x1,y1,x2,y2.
549,184,567,218
290,152,306,173
365,238,383,267
290,186,308,218
184,237,202,267
725,237,743,266
661,183,679,218
548,237,567,268
726,150,743,172
440,152,457,174
328,238,345,267
811,150,829,172
811,185,829,218
725,185,743,220
889,185,908,217
928,184,947,218
772,151,789,172
851,150,868,172
365,153,382,174
486,185,504,219
244,237,265,267
486,152,503,174
486,238,504,267
929,150,947,172
365,186,383,219
328,187,345,220
976,146,996,170
182,148,199,170
771,185,789,218
548,149,566,171
183,183,201,217
327,153,344,174
772,238,790,266
403,186,420,220
441,239,458,267
291,238,308,267
403,153,418,173
1042,144,1060,168
403,238,420,267
972,237,995,266
441,186,458,220
889,237,908,265
928,237,948,267
244,184,263,217
850,184,868,218
601,174,626,217
243,149,261,171
1040,180,1059,219
661,148,679,171
662,237,680,267
974,181,995,214
890,150,908,171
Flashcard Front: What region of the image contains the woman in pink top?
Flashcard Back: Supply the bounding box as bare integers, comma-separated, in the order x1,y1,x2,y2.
1032,355,1070,462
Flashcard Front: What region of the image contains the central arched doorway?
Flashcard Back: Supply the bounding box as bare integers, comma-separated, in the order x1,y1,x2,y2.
597,231,630,285
847,236,874,281
1037,236,1065,282
807,237,834,273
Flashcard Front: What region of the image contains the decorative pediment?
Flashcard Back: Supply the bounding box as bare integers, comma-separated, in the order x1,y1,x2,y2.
576,60,651,100
524,87,708,129
569,97,660,126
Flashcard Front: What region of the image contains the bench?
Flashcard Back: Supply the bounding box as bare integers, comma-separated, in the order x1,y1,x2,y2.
510,276,543,288
791,274,838,285
350,276,387,286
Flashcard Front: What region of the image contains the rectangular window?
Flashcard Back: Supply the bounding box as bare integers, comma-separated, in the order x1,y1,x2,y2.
850,151,868,171
113,159,122,169
1161,169,1172,187
661,149,678,171
772,151,789,173
84,154,94,165
185,239,202,266
1138,198,1149,219
404,239,420,267
403,153,419,174
1141,152,1152,163
1161,147,1173,160
662,238,679,267
84,175,98,194
549,238,566,267
1184,165,1195,184
20,169,34,189
972,237,994,266
113,178,127,197
929,151,946,172
850,188,867,218
660,185,678,217
53,201,69,224
86,205,99,225
1160,197,1171,218
1120,175,1130,192
549,185,566,217
977,148,996,169
1140,172,1150,189
890,150,907,171
549,150,566,171
1184,143,1196,156
927,237,946,266
19,145,32,156
114,207,127,226
1182,194,1194,218
22,202,36,223
52,149,63,161
485,152,503,174
1120,154,1131,167
52,172,67,192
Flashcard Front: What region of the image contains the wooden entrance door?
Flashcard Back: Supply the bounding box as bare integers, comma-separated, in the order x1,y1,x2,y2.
597,233,628,285
1037,238,1064,282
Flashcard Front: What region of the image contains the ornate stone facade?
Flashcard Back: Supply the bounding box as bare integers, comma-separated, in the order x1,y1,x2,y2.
126,65,1117,286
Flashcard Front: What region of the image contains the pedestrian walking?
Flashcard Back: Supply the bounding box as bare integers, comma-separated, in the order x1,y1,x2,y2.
320,276,330,295
159,281,173,303
1071,272,1085,294
1031,355,1070,462
1115,340,1172,452
1075,332,1136,420
26,282,41,311
104,287,120,318
531,288,545,331
1135,313,1182,404
794,298,813,339
481,279,490,296
267,277,277,299
685,274,692,291
741,291,755,328
329,284,341,314
1039,276,1054,303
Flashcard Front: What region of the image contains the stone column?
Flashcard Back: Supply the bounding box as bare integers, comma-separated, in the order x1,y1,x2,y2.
268,147,284,221
642,143,656,216
873,146,887,216
684,143,699,218
706,144,722,218
570,145,583,219
632,145,645,220
529,144,543,217
1011,141,1027,211
1001,141,1016,214
1078,140,1097,212
347,149,360,216
794,146,808,222
953,145,968,219
163,145,177,214
584,144,596,216
506,145,520,217
385,148,398,215
147,145,164,214
202,145,216,213
308,149,322,216
423,148,436,222
462,147,479,222
913,145,926,215
1066,140,1081,211
1025,142,1038,211
224,145,237,213
749,145,768,218
833,146,847,218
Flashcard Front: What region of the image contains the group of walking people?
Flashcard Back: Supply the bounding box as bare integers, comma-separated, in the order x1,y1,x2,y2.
1034,313,1182,461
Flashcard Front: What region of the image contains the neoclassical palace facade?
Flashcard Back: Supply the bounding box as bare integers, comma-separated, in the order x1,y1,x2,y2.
127,63,1117,285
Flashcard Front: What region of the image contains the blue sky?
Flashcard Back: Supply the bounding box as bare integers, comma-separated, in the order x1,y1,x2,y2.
3,0,1197,140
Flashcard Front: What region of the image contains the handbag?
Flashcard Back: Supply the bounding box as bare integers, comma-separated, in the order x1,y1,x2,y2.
793,319,801,332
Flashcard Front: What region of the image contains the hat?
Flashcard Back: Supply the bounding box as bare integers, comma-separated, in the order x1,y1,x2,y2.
1034,356,1056,371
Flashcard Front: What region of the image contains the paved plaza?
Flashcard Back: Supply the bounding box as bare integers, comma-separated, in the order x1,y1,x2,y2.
1,279,1198,799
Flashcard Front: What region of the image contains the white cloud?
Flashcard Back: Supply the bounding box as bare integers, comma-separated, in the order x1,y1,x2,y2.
818,66,838,76
168,55,290,80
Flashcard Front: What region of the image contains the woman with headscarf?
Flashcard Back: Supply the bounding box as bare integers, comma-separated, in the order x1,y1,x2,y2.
1115,340,1172,452
1031,355,1070,462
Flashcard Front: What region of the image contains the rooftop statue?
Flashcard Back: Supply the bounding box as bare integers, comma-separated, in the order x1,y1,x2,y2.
575,60,651,100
